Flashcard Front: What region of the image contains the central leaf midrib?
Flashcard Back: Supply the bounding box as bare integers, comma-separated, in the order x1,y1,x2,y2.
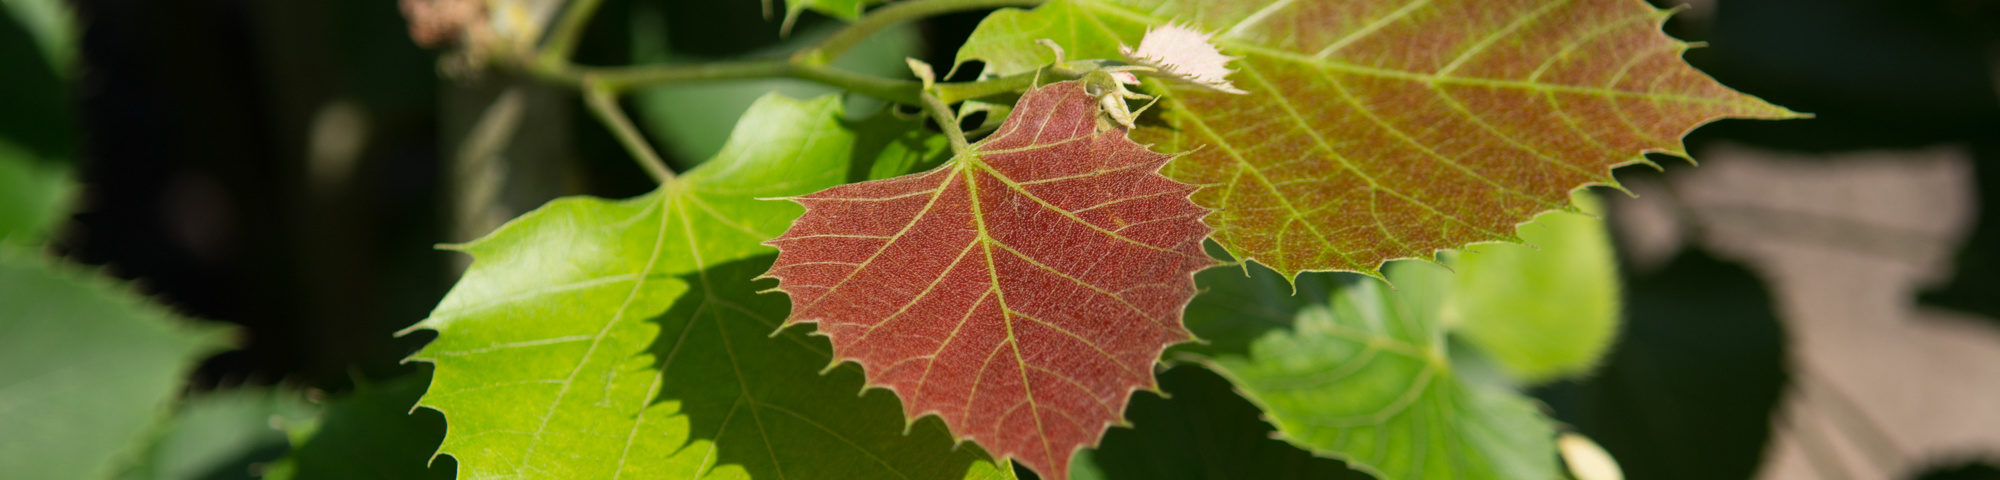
1082,0,1577,252
1073,0,1740,107
958,159,1057,468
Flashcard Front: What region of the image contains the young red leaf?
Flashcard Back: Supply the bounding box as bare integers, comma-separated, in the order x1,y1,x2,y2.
957,0,1801,279
763,81,1213,480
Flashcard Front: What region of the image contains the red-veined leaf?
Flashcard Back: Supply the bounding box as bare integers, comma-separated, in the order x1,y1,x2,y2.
763,81,1213,480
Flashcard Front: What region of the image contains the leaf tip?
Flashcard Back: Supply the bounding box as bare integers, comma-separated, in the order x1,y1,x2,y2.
394,318,438,337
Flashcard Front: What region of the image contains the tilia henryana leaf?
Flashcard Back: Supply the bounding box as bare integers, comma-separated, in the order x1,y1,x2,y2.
1187,261,1558,480
769,0,879,35
1448,192,1619,384
0,248,226,480
957,0,1799,278
1077,366,1366,480
263,371,450,480
762,81,1213,480
0,139,73,245
404,94,1011,479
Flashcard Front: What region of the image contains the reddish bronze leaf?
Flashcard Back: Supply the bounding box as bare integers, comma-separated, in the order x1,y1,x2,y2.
763,81,1213,480
957,0,1801,278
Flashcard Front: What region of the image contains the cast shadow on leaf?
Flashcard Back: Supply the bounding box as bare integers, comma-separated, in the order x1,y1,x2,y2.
639,255,1008,480
272,370,454,480
1173,244,1350,359
1532,247,1790,480
1082,366,1366,480
843,111,953,184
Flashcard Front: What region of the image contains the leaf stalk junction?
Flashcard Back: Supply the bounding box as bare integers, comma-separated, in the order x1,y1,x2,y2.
516,0,1054,183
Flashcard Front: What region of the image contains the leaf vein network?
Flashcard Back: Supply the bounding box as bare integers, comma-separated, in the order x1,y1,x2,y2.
513,192,677,474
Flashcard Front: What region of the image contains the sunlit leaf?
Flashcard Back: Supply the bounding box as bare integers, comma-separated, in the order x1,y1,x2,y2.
404,94,1013,479
957,0,1797,278
1448,192,1619,383
1189,261,1559,480
762,81,1213,480
0,249,226,480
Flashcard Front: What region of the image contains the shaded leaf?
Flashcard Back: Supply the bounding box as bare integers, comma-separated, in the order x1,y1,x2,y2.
1190,261,1558,480
779,0,875,34
0,0,74,72
0,139,73,244
633,19,922,166
1531,248,1787,480
1449,192,1618,383
405,94,1013,479
1081,366,1366,480
0,249,225,480
762,81,1213,480
1176,242,1339,359
0,2,75,161
117,390,315,480
263,372,452,480
956,0,1797,278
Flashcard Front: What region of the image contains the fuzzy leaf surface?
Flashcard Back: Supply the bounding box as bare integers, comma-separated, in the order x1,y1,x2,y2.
763,81,1213,480
957,0,1796,278
405,94,1012,480
0,249,223,480
1189,261,1559,480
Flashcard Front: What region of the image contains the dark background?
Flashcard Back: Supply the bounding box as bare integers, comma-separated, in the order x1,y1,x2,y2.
6,0,1998,478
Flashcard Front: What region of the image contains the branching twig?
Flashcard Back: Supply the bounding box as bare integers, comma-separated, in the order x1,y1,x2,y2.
799,0,1045,66
922,90,971,156
581,77,674,183
515,0,1053,183
935,69,1051,104
537,0,608,71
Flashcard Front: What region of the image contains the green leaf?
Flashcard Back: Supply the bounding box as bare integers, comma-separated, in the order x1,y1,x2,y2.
1178,243,1339,359
0,0,76,160
1448,192,1618,384
116,390,316,480
262,372,452,480
633,18,923,165
405,93,1013,479
0,249,225,480
1188,261,1558,480
1539,248,1786,480
956,0,1797,279
953,2,1124,81
1081,366,1366,480
0,0,74,73
786,0,870,19
0,139,73,244
779,0,875,34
